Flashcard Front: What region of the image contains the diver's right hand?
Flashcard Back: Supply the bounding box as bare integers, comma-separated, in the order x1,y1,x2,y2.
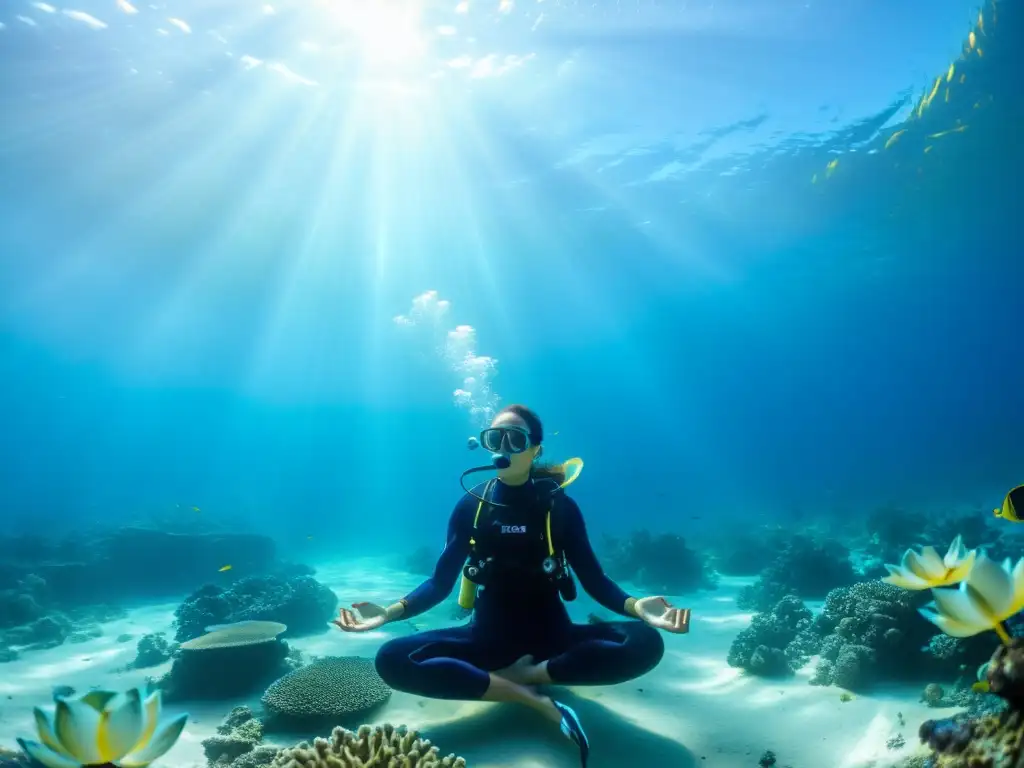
332,602,389,632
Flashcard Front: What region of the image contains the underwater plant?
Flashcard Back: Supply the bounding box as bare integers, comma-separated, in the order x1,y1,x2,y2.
16,687,187,768
919,554,1024,645
881,535,976,590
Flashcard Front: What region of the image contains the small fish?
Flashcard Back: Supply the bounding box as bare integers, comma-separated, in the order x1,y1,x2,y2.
192,506,201,513
968,31,976,49
946,62,955,82
839,692,854,702
928,125,968,139
307,535,314,540
218,565,233,572
994,485,1023,522
884,129,906,150
972,681,990,693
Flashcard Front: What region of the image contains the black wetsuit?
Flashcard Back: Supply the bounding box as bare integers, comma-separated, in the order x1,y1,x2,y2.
374,480,665,699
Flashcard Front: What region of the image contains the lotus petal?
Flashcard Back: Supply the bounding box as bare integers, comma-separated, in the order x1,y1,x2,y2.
17,739,82,768
917,546,946,577
55,697,103,764
903,549,941,580
1010,559,1024,616
964,555,1014,617
920,606,986,637
943,536,968,568
119,712,188,767
96,688,144,763
78,690,121,712
130,690,163,754
881,565,931,590
943,551,976,585
931,585,992,630
33,707,73,758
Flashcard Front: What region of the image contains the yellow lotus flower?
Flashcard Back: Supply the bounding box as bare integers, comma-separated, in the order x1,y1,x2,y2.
16,687,187,768
920,553,1024,644
882,535,977,590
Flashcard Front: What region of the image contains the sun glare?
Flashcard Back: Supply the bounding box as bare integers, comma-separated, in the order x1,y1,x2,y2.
335,1,428,67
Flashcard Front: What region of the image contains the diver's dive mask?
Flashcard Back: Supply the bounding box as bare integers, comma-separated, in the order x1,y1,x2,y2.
463,427,535,494
460,427,583,505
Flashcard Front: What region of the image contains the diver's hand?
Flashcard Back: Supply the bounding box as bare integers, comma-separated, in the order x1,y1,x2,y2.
332,602,389,632
634,596,691,634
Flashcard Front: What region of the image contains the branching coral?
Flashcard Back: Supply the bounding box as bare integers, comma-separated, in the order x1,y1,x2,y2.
270,724,465,768
727,595,818,677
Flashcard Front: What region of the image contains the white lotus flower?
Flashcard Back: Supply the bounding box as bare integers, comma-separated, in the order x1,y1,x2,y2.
16,687,187,768
882,535,977,590
920,553,1024,643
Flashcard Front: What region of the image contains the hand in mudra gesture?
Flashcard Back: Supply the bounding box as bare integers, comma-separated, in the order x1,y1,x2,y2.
634,596,691,634
332,602,389,632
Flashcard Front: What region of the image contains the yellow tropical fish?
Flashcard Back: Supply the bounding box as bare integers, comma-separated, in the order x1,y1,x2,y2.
928,125,968,139
973,662,991,693
191,506,201,513
218,565,233,572
884,130,906,150
882,535,976,590
946,63,955,82
994,485,1023,522
969,31,976,49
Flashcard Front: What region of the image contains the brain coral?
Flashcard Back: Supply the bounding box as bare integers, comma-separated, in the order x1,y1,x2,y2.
262,657,391,723
271,724,466,768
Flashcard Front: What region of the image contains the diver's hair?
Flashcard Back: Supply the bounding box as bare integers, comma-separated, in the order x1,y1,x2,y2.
498,403,544,444
496,404,567,486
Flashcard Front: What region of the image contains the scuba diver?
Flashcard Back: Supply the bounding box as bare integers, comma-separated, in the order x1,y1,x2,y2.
333,404,691,767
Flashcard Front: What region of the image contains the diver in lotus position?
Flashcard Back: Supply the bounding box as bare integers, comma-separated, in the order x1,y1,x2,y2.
333,404,691,767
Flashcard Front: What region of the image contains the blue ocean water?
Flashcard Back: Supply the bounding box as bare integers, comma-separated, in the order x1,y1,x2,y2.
1,2,1024,767
1,0,1020,557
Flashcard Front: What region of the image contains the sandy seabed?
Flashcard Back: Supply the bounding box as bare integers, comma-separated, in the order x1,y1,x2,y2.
0,562,960,767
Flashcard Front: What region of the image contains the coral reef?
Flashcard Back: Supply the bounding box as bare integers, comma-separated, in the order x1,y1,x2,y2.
0,527,276,605
203,707,267,766
807,580,943,688
0,574,48,629
0,746,31,767
914,640,1024,767
705,528,791,576
728,577,996,689
261,657,391,728
736,535,856,612
160,621,295,702
601,529,718,594
132,632,177,668
174,575,337,643
269,724,466,768
727,595,819,677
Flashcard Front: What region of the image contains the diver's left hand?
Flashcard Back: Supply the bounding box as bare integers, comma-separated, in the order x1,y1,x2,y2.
634,596,691,634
